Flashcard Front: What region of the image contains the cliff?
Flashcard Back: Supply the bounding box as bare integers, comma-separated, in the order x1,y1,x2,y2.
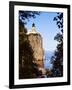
27,33,44,68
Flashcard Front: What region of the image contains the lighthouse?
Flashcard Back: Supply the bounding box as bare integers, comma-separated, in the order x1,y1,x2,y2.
31,23,36,32
27,23,38,34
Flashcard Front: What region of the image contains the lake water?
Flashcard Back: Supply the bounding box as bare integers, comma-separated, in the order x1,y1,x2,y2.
44,51,54,70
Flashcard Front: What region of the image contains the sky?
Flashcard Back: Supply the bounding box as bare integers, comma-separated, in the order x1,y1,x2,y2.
25,12,59,51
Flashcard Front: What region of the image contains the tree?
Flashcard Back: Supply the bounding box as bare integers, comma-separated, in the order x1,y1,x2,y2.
51,13,63,77
19,11,40,24
19,11,40,79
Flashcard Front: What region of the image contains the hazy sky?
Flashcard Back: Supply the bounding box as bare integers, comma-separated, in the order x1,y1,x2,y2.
25,12,59,51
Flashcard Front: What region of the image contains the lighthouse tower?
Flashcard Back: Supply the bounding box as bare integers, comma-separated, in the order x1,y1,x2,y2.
27,23,38,34
31,23,36,32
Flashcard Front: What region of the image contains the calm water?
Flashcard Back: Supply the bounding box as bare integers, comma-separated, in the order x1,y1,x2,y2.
44,51,54,70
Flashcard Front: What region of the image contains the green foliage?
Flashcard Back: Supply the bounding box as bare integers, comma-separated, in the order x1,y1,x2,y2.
19,11,40,24
51,13,63,77
46,69,53,77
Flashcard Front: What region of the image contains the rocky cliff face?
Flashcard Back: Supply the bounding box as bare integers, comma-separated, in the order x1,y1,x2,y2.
27,33,44,68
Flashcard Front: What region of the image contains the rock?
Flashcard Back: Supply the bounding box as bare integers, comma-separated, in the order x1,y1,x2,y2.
27,33,44,68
